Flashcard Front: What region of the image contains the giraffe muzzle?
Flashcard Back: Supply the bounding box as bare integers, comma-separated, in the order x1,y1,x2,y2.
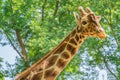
97,32,106,39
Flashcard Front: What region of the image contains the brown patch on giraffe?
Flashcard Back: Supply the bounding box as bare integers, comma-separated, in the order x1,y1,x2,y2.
65,35,70,42
89,26,93,32
32,63,44,72
21,75,29,80
44,68,58,80
79,35,82,39
71,30,76,37
82,35,85,38
85,28,88,33
38,67,43,71
75,34,79,41
79,34,85,39
82,30,85,33
31,72,43,80
57,58,67,69
67,44,76,56
69,38,77,45
79,40,82,44
77,26,82,33
45,55,58,69
54,43,67,54
61,51,70,59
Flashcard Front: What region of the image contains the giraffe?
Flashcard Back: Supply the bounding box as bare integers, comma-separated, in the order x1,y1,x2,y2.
15,6,106,80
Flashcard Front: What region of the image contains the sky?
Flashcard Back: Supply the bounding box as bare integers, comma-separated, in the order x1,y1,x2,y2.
0,45,17,66
0,45,17,80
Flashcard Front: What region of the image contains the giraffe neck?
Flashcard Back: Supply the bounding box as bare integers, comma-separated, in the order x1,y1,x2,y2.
15,26,88,80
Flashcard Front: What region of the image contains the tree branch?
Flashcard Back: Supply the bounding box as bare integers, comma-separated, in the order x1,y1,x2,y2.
15,30,27,61
92,44,119,80
53,0,60,16
41,0,47,21
1,0,27,62
96,46,119,80
102,56,119,80
3,30,24,60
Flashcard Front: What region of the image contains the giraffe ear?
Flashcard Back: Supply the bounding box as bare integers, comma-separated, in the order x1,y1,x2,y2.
97,16,101,21
73,12,81,26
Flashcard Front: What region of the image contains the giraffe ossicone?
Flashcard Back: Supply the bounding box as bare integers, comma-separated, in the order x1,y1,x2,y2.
15,6,106,80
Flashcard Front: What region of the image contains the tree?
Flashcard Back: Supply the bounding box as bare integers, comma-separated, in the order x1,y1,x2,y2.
0,58,4,80
0,0,120,80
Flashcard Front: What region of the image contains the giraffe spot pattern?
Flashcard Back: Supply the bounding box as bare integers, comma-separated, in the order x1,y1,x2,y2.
85,28,88,33
38,68,43,71
79,35,85,39
65,36,70,42
57,58,67,69
31,72,43,80
69,38,77,45
82,30,85,33
44,68,58,79
61,51,70,59
45,55,58,69
79,40,82,44
54,43,67,54
70,30,76,37
75,34,79,41
67,44,76,56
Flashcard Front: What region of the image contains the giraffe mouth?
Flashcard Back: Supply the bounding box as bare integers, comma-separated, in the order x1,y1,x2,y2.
97,32,106,39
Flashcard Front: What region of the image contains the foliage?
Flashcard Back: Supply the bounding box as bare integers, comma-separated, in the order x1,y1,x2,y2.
0,58,4,80
0,0,120,80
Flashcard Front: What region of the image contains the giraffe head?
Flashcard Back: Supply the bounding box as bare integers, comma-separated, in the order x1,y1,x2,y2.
74,6,106,39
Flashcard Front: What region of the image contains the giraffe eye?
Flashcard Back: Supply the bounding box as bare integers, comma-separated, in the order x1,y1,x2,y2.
82,21,87,25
